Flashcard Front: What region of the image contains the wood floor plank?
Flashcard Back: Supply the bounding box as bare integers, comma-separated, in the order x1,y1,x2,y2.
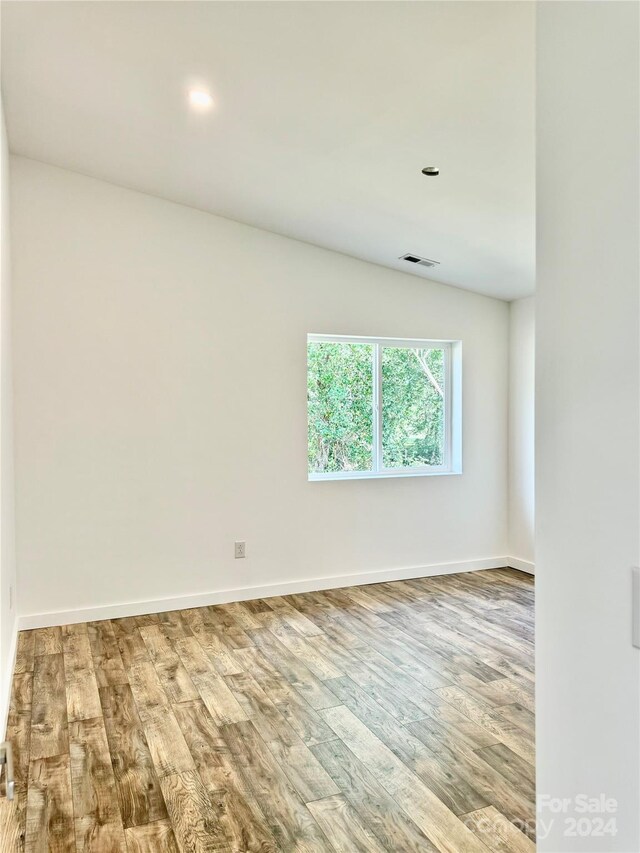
87,621,128,689
172,634,219,680
159,771,226,853
407,717,535,839
311,738,439,853
248,628,340,711
351,642,449,715
124,820,180,853
232,645,299,706
378,612,505,685
173,636,248,726
25,754,75,853
1,706,31,850
4,706,31,790
463,805,536,852
114,627,150,671
411,698,501,751
475,742,535,796
0,785,28,852
9,672,33,713
264,598,325,637
69,715,127,851
435,685,535,763
234,647,338,747
179,611,243,677
14,630,35,674
205,606,254,649
431,616,533,677
306,794,386,852
458,671,534,712
323,643,432,724
157,610,194,640
445,599,533,649
30,653,68,761
342,586,395,614
126,660,196,777
326,675,487,816
134,613,160,628
273,691,337,749
240,598,274,615
110,617,139,639
320,704,491,853
62,624,102,722
379,580,428,605
222,719,335,851
485,654,535,684
216,601,262,632
224,671,339,803
33,627,63,657
496,701,535,736
302,631,362,675
324,593,387,632
302,603,365,649
259,614,343,680
139,625,199,704
99,684,167,828
352,628,452,691
173,699,278,852
10,569,533,851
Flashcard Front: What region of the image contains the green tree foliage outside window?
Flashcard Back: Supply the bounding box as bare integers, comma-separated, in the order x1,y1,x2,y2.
307,342,373,473
382,346,444,468
307,340,446,474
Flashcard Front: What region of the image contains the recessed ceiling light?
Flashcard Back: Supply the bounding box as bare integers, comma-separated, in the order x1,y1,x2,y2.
422,166,440,176
189,90,213,110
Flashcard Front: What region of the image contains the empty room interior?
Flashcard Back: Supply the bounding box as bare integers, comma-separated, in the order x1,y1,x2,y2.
0,2,638,852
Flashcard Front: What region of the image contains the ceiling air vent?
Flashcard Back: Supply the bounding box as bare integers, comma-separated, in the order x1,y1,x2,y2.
400,253,440,269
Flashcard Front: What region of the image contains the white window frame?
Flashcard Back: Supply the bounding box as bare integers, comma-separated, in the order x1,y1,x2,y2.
307,333,462,481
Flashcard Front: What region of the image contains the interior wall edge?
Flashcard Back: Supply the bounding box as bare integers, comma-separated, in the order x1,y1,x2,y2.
17,556,510,630
0,615,18,738
507,296,535,565
506,556,534,575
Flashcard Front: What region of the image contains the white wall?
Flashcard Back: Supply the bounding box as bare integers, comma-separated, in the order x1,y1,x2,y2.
508,297,534,570
0,102,17,733
536,2,639,850
10,157,509,624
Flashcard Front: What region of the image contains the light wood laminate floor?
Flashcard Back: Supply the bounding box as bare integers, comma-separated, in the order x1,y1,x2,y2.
1,568,535,852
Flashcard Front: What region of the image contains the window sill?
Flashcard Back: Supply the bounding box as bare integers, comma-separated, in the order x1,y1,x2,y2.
308,468,462,482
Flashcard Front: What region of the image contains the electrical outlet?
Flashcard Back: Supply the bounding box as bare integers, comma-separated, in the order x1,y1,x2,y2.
234,541,246,559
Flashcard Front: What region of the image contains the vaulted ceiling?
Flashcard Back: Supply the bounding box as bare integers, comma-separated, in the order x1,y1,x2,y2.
1,1,535,300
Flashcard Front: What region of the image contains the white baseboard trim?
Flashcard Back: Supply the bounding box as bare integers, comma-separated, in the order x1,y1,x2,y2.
18,556,512,630
1,616,19,738
506,556,535,575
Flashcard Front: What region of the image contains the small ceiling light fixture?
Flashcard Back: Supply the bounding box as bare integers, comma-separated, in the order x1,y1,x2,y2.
421,166,440,176
189,89,214,110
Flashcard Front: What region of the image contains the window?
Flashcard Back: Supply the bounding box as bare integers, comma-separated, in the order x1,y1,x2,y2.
307,334,461,480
